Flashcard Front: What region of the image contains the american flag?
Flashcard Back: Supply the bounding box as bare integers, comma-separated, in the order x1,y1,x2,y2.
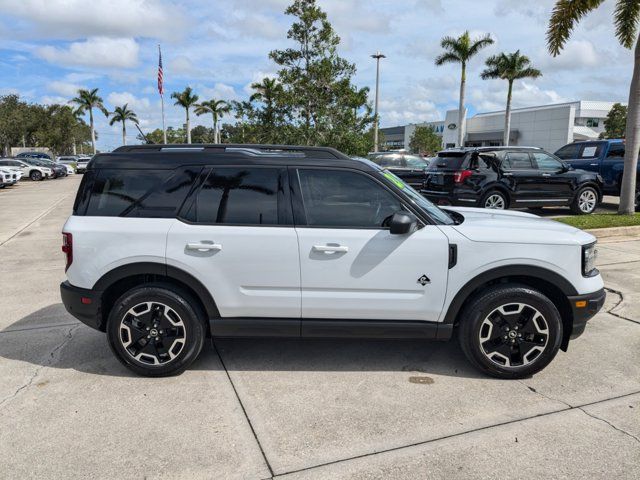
157,45,164,95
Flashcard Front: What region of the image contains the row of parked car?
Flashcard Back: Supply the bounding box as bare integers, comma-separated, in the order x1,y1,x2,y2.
368,139,639,214
0,152,91,188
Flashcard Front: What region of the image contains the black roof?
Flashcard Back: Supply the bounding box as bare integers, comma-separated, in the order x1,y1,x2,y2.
91,144,378,171
437,146,543,156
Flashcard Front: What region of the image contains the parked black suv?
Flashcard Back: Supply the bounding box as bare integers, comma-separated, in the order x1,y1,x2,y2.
368,151,431,190
422,147,603,214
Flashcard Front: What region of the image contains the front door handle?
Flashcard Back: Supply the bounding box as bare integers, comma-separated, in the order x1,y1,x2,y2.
590,163,599,166
312,245,349,253
542,173,551,177
186,242,222,252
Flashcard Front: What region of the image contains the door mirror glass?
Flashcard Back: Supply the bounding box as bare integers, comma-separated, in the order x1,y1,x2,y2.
389,211,418,235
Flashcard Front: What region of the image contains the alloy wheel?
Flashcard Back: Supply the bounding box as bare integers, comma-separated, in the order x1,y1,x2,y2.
485,194,506,209
578,189,597,213
478,303,549,368
119,302,186,366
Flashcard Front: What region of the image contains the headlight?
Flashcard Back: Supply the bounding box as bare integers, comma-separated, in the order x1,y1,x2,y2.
582,242,598,277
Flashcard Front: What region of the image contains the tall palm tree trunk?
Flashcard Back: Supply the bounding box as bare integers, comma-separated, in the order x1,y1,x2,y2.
89,108,96,154
122,123,127,146
503,80,514,146
620,33,640,214
186,109,191,144
457,63,466,147
213,113,218,144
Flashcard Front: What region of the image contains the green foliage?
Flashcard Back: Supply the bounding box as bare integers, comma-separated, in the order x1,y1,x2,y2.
191,125,216,143
109,104,139,126
481,50,542,82
139,127,186,144
435,31,494,68
409,126,442,155
555,212,640,229
171,87,199,110
0,94,91,156
600,103,628,139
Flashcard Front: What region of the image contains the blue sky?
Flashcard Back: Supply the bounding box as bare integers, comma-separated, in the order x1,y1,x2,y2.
0,0,633,151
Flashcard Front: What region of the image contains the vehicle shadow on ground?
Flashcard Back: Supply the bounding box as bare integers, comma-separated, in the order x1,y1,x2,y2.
0,304,486,380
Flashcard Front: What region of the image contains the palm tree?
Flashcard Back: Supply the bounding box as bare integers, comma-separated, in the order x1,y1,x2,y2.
481,51,542,146
231,100,253,142
548,0,639,214
171,87,199,144
70,88,108,154
108,104,139,146
250,78,282,138
435,31,494,147
195,99,230,144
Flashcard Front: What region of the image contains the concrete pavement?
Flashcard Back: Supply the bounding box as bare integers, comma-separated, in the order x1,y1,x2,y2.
0,177,638,479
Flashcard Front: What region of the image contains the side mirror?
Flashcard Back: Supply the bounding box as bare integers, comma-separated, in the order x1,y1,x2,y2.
389,211,418,235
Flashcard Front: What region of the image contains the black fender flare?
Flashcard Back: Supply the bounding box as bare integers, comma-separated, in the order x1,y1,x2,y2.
93,262,219,318
443,265,578,324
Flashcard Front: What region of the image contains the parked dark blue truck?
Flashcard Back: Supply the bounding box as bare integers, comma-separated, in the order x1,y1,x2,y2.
555,139,639,210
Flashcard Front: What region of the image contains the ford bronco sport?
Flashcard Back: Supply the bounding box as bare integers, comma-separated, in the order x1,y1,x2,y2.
60,144,605,378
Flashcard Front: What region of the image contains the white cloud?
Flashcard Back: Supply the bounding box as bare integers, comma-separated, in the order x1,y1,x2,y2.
0,0,185,40
48,80,84,97
107,91,151,111
470,81,567,112
537,39,602,72
37,37,140,69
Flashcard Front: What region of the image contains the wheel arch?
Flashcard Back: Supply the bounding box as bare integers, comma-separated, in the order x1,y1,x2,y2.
444,265,576,350
481,184,512,207
94,262,219,332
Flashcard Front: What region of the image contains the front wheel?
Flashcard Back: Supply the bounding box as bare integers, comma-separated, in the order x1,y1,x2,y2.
571,186,598,215
481,190,508,210
458,285,563,379
107,284,206,377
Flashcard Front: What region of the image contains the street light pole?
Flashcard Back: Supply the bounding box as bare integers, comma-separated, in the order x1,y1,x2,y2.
371,51,385,153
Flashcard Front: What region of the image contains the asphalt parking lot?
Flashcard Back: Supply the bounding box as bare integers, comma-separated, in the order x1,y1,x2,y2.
1,176,639,479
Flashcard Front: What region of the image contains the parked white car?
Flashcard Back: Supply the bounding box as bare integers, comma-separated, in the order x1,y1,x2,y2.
75,156,91,173
0,158,52,181
61,144,605,379
0,167,18,187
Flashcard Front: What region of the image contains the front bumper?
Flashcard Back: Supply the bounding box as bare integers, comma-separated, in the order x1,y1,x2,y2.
60,281,103,330
567,288,606,339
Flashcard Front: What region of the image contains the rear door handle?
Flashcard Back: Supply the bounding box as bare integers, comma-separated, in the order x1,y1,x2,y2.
313,245,349,253
186,242,222,252
542,173,551,177
590,163,599,166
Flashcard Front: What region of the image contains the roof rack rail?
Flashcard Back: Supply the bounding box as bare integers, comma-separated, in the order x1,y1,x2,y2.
112,143,349,159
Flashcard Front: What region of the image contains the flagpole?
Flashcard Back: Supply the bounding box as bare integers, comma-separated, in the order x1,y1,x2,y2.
158,44,167,144
161,93,167,144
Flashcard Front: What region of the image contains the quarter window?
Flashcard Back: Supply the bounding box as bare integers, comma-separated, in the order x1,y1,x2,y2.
606,144,625,159
297,169,403,228
185,167,281,225
532,152,563,170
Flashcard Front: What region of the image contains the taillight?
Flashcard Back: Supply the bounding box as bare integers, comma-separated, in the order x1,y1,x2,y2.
62,232,73,272
453,169,473,184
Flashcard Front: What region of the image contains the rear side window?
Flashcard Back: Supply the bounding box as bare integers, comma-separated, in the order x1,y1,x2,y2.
184,167,282,225
369,154,403,167
84,168,200,217
555,144,581,159
580,144,603,158
606,144,625,159
503,152,534,170
428,153,467,170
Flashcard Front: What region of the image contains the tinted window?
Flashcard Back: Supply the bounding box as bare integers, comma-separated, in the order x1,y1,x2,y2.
369,154,403,167
297,169,403,228
185,167,281,225
555,144,581,159
503,152,534,170
606,144,625,159
85,168,198,217
532,152,563,170
405,155,429,168
428,153,467,170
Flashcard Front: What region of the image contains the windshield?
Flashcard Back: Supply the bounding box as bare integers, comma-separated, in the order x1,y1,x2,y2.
379,170,455,225
404,155,429,168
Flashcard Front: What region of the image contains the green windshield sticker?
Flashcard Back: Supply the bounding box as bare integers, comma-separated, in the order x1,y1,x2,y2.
383,171,405,189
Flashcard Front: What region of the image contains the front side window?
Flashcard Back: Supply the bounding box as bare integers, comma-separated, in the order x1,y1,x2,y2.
532,152,563,170
606,144,625,159
185,167,281,225
297,169,403,228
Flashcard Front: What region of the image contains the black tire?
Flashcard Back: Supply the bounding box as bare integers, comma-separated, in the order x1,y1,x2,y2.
570,186,598,215
107,284,206,377
480,190,508,210
457,284,562,379
30,170,42,181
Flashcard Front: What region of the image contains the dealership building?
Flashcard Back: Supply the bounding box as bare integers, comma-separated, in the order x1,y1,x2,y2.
381,100,618,153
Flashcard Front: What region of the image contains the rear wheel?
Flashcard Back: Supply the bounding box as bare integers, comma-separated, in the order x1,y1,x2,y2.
458,284,562,379
571,186,598,215
30,170,42,181
481,190,508,210
107,284,206,377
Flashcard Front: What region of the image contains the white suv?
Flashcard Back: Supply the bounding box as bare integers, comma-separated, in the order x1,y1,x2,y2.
60,145,605,378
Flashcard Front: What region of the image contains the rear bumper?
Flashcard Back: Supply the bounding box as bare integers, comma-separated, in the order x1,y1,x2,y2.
60,281,103,331
567,288,606,339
